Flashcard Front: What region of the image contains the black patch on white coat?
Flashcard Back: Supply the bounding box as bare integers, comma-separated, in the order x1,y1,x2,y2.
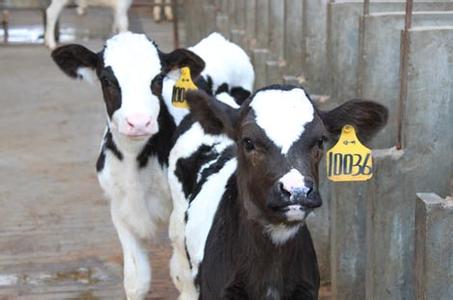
98,65,122,119
188,145,235,203
195,75,214,96
215,82,229,95
174,143,219,199
136,97,177,168
96,130,123,172
230,86,251,105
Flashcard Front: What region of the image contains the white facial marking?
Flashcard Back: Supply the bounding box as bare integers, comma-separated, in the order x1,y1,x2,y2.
103,32,162,136
279,168,306,193
264,223,301,246
251,88,314,154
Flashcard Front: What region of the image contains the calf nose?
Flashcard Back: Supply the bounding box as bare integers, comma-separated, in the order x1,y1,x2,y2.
124,114,155,136
279,180,313,199
278,170,322,209
279,169,311,198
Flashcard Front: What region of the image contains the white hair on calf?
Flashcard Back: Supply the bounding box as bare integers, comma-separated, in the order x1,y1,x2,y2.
185,158,237,277
251,88,314,154
264,223,302,246
190,32,254,92
216,92,241,109
104,32,162,137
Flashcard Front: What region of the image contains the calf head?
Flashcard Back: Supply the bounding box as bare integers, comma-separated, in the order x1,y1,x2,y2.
187,85,388,234
51,32,204,142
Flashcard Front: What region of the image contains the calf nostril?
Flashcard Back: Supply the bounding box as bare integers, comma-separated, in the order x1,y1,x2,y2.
306,187,313,196
145,120,151,127
127,120,135,128
279,182,291,198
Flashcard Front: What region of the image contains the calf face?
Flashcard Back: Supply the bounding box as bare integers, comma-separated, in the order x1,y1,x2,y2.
187,85,388,227
51,32,204,140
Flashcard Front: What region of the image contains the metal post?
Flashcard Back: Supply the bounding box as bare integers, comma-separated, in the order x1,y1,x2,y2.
396,0,413,149
172,0,179,48
363,0,370,16
1,9,9,43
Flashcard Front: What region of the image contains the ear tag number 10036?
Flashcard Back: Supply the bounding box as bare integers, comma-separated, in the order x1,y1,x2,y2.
172,67,198,109
326,125,373,182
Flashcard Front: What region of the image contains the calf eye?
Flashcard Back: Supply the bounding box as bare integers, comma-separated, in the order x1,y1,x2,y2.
317,136,326,148
242,138,255,152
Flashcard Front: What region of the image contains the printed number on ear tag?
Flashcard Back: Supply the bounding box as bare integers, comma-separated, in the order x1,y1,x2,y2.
172,67,198,109
326,125,373,182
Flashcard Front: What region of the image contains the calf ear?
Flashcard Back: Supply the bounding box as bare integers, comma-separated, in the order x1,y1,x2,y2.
321,99,388,143
186,90,240,139
161,49,205,79
230,87,251,105
51,44,99,82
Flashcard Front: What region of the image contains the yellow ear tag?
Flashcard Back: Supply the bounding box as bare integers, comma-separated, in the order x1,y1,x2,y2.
326,125,373,182
171,67,198,109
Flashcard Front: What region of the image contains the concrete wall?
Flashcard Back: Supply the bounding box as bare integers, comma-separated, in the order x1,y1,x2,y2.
415,193,453,300
328,0,453,102
359,12,453,148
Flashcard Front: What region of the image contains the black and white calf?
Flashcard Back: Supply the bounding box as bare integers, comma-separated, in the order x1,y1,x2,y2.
51,32,254,300
45,0,134,49
169,86,388,299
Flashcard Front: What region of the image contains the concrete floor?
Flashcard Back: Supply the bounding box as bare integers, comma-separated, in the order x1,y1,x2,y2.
0,8,178,300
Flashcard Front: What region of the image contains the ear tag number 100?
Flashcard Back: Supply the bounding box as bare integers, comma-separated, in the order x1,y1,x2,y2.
326,125,373,182
172,67,198,109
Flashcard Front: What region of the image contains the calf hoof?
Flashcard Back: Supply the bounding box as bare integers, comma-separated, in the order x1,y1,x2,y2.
44,38,56,50
164,7,173,21
124,276,150,300
153,8,162,22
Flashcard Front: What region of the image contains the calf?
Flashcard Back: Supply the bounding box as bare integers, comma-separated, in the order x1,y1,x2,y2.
45,0,133,49
169,86,388,299
51,32,254,300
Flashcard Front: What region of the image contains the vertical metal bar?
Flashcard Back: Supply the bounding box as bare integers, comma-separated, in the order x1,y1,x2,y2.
357,0,370,96
1,10,9,43
172,0,180,48
396,0,413,149
363,0,370,16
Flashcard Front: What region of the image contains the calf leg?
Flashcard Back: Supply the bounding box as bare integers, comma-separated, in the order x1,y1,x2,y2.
111,205,151,300
112,4,129,33
169,208,198,300
45,0,67,49
153,0,162,22
76,0,87,16
164,0,173,21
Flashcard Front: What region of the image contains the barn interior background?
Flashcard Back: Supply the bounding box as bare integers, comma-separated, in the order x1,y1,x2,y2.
0,0,451,299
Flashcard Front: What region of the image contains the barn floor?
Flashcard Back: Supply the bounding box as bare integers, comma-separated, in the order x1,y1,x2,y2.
0,7,332,300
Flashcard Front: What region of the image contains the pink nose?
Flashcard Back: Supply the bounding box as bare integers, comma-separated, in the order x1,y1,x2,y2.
123,114,155,137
